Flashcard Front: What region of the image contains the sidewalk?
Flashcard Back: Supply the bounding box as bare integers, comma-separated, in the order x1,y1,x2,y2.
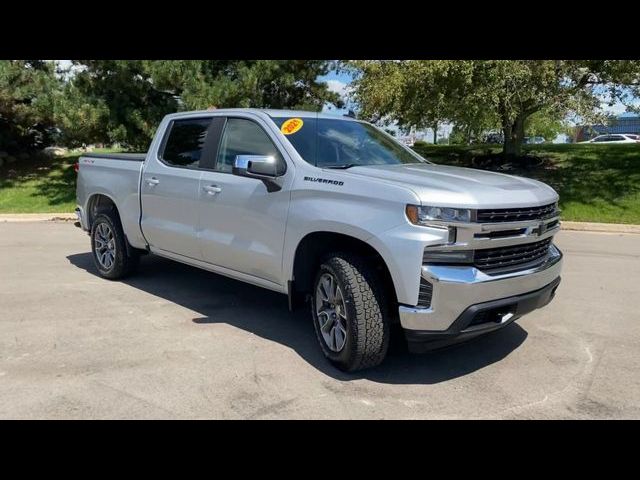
1,213,639,234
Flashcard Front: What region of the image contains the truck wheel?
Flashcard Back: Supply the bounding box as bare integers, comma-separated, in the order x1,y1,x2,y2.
311,254,390,372
90,212,139,280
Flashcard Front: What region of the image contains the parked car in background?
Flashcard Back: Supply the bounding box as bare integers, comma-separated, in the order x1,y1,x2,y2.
524,136,546,144
580,134,640,144
484,133,504,144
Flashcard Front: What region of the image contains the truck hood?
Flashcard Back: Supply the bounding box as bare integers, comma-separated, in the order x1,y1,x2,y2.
344,163,558,208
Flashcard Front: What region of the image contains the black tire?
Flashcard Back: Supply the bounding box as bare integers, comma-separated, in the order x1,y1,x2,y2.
311,253,390,372
90,211,139,280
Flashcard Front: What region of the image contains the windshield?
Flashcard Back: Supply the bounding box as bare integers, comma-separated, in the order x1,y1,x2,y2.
270,115,428,168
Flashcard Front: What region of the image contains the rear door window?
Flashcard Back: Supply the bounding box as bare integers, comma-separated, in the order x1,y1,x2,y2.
160,118,212,168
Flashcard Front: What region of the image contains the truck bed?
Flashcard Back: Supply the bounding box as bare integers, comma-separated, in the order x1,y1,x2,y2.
76,152,147,248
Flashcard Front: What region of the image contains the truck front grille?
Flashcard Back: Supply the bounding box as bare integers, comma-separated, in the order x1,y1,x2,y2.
477,203,558,223
417,278,433,308
474,238,552,273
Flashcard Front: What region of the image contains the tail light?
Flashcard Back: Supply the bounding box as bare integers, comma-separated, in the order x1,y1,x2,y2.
74,162,79,173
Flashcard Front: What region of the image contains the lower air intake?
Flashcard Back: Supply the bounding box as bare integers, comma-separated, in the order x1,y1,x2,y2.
417,278,433,308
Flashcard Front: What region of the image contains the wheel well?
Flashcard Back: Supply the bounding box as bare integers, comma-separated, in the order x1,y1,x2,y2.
87,194,119,230
292,232,398,314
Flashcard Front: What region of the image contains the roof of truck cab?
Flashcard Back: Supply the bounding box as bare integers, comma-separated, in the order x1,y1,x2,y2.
166,108,359,121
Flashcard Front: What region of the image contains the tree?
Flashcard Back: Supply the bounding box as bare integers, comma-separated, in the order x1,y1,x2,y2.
524,109,568,141
348,60,453,144
0,60,59,155
66,60,180,150
53,81,110,148
66,60,343,149
146,60,342,111
348,60,640,159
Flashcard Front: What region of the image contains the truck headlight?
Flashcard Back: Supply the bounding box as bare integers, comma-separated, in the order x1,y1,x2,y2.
406,204,472,225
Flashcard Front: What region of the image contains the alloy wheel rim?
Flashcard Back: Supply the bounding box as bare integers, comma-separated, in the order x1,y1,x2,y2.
315,272,348,352
94,222,116,270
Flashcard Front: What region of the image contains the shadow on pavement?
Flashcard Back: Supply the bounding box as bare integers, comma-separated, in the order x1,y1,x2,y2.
67,252,528,385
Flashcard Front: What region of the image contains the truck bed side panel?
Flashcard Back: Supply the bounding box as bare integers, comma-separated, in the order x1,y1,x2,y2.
77,156,146,249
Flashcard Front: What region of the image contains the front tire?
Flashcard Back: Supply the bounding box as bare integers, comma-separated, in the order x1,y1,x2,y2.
311,254,390,372
90,211,138,280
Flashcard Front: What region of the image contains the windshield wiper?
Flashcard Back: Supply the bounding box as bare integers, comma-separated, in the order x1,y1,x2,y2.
323,163,362,169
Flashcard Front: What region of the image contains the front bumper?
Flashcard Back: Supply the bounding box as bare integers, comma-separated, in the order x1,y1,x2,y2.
404,276,560,352
399,245,563,333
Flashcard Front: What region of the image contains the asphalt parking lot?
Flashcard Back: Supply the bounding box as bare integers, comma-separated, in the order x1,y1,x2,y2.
1,221,639,419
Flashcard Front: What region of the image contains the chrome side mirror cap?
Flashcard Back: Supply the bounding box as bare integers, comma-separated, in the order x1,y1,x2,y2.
232,155,284,192
233,155,280,177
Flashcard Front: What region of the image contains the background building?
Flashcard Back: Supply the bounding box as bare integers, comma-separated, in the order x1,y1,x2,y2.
576,113,640,142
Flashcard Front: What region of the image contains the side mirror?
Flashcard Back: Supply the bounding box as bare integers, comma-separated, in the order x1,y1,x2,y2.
233,155,279,177
232,155,285,192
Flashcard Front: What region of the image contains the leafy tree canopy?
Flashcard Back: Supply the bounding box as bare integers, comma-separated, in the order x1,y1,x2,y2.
347,60,640,158
0,60,59,154
60,60,343,149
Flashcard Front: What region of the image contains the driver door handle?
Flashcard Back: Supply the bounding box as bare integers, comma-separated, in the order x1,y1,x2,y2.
203,185,222,195
145,177,160,186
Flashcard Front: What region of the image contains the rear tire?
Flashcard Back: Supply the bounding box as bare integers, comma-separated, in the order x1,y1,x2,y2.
90,211,139,280
311,253,390,372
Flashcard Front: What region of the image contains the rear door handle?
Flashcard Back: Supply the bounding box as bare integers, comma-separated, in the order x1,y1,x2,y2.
145,177,160,186
203,185,222,195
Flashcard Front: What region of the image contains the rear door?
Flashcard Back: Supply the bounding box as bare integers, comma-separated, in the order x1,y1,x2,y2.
140,116,221,259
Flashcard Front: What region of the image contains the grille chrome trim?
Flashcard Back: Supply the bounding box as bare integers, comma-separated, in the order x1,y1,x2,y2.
477,203,558,223
474,238,552,274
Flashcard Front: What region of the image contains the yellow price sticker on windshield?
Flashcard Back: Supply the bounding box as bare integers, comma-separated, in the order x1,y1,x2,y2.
281,118,304,135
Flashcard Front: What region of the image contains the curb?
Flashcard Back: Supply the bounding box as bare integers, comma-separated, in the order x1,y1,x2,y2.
0,213,76,222
559,221,640,235
1,214,639,234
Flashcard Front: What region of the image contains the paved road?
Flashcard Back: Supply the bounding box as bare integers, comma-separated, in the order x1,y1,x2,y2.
1,221,639,419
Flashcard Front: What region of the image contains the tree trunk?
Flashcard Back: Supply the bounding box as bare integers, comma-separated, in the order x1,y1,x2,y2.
432,122,438,145
503,116,525,159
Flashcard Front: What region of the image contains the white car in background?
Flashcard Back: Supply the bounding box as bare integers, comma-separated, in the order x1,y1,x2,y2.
580,134,640,144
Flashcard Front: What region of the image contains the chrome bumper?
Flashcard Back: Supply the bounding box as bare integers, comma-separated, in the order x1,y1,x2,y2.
399,245,563,331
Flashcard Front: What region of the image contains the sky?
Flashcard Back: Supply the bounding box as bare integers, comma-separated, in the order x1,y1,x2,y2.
317,70,354,116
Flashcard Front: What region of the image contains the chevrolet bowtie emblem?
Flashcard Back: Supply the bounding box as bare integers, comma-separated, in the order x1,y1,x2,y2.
537,222,547,235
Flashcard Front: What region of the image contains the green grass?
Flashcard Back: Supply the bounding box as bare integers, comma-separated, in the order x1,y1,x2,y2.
412,143,640,224
0,149,119,213
2,144,640,224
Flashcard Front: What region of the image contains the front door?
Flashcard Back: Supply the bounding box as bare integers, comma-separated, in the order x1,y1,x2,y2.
198,116,291,285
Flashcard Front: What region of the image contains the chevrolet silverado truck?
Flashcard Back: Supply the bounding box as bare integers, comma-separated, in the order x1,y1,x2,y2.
75,109,563,371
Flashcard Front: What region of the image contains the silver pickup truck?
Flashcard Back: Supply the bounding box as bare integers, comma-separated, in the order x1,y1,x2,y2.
76,109,563,371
